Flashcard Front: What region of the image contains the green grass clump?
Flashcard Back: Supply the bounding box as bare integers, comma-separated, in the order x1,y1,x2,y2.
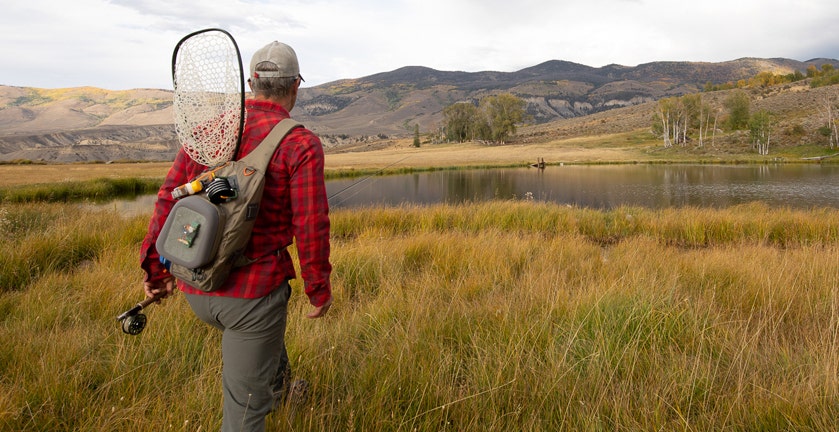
0,178,161,203
0,204,149,291
2,201,839,430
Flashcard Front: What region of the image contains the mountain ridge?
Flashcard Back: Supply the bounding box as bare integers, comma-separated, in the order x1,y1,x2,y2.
2,57,838,162
292,57,839,135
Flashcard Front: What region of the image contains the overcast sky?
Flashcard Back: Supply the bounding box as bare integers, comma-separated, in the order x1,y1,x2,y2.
2,0,838,91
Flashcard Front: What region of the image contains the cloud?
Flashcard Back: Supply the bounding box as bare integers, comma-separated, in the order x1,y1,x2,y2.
1,0,838,90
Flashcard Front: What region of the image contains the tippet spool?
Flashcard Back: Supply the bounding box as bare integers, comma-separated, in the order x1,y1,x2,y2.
206,178,237,204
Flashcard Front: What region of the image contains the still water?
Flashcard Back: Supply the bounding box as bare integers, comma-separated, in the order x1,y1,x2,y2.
326,164,839,210
106,164,839,216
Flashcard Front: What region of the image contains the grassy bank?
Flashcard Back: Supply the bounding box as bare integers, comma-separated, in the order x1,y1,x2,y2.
1,201,838,431
0,177,161,203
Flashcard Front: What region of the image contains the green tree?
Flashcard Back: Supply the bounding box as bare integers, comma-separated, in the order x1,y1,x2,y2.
480,93,527,144
724,90,751,130
653,95,696,147
413,124,421,148
749,109,773,155
820,93,839,149
443,102,480,142
652,97,679,148
652,93,716,148
811,65,839,88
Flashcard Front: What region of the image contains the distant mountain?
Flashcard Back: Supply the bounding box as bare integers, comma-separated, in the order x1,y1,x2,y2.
293,57,839,136
1,57,837,162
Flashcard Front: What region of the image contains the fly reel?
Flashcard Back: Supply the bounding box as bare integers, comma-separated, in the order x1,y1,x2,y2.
120,313,148,335
116,295,160,336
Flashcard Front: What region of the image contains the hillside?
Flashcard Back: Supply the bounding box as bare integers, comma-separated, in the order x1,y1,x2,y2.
1,57,837,163
517,80,839,149
292,57,839,136
0,86,177,162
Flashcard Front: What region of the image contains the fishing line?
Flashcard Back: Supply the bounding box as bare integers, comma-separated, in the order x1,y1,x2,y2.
328,156,410,207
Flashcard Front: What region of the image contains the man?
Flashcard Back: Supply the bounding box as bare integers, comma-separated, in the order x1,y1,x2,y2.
140,40,332,431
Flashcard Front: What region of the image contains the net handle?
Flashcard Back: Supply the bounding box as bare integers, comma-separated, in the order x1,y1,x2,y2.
171,28,246,161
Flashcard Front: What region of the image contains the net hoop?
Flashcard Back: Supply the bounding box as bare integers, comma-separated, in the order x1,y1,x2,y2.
171,28,245,167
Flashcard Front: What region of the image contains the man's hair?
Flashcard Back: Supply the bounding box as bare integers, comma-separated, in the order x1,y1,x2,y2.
250,62,297,99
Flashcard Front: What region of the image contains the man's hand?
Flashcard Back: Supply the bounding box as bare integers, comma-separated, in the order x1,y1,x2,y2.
144,277,175,303
307,296,332,319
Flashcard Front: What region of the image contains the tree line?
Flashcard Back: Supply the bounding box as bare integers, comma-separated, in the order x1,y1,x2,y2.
652,90,786,155
703,63,839,91
435,67,838,154
653,87,839,155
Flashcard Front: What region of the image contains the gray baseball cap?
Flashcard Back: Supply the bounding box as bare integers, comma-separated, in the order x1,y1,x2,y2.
249,41,304,81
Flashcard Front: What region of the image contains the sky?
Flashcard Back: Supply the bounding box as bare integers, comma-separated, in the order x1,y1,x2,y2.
2,0,839,91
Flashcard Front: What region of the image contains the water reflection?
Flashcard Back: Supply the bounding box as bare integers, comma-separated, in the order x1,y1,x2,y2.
326,164,839,210
94,164,839,215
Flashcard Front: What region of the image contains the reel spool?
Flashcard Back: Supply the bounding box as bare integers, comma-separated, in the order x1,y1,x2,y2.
116,295,161,336
121,313,147,335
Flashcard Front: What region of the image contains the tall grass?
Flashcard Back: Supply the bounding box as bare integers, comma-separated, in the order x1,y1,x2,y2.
0,178,161,203
2,201,839,430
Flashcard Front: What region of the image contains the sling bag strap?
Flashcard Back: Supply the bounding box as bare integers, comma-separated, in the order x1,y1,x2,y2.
239,118,302,170
229,117,301,268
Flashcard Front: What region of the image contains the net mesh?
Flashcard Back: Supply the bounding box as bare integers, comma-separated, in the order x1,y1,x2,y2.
173,30,243,167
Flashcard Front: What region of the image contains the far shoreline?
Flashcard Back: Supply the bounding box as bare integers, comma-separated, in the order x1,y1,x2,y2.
2,132,838,187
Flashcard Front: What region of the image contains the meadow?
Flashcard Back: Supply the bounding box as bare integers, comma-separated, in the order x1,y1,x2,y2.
2,193,839,431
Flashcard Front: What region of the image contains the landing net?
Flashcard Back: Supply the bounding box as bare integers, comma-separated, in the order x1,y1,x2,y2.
172,29,244,167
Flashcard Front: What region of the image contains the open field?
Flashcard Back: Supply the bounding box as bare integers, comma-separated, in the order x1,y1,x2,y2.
0,162,173,187
3,131,839,430
2,200,839,431
324,135,650,171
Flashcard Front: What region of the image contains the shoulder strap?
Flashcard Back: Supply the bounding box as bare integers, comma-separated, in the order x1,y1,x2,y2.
239,118,301,171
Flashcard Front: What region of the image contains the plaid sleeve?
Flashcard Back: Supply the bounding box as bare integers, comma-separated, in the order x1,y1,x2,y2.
286,129,333,307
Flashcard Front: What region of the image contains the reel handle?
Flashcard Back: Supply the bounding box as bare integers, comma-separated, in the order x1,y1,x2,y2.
116,295,162,322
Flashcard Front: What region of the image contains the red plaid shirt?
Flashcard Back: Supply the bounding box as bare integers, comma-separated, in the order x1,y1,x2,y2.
140,99,332,306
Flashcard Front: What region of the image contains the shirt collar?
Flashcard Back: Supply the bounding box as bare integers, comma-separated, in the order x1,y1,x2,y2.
245,98,291,117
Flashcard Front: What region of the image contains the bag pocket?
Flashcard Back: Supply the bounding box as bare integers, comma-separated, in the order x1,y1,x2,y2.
156,195,226,269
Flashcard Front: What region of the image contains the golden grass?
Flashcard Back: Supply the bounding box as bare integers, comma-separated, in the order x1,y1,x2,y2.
0,162,172,187
324,139,644,171
2,201,839,431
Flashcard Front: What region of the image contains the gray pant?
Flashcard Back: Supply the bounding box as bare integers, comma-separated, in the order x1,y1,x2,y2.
185,282,291,432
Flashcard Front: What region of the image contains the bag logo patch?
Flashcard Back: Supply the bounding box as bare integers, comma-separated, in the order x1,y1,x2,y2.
178,222,200,247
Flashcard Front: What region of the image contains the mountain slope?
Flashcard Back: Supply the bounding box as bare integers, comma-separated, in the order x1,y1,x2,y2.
1,57,837,162
292,57,839,136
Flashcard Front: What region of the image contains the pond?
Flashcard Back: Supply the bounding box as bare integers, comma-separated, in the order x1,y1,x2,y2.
325,164,839,210
101,164,839,216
